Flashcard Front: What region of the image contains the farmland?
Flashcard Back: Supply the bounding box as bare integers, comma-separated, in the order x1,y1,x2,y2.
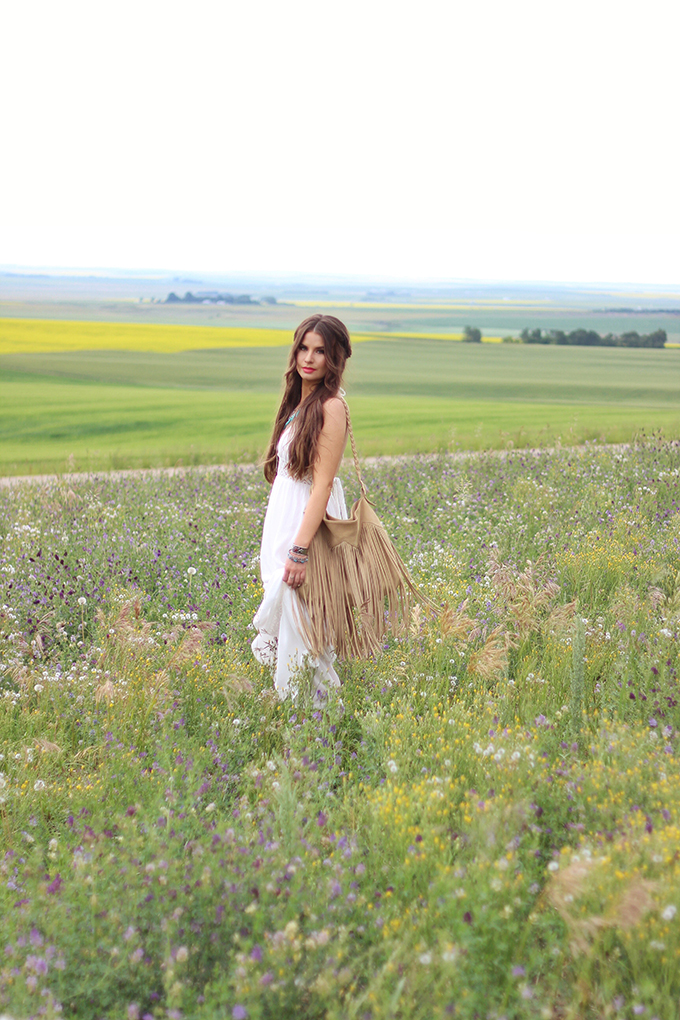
2,440,680,1017
2,319,680,476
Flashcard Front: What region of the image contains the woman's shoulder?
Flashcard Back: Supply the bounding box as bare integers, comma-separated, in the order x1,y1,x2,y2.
323,395,348,430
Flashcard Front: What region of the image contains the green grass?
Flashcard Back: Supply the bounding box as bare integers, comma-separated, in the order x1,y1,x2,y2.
2,340,680,474
3,444,680,1017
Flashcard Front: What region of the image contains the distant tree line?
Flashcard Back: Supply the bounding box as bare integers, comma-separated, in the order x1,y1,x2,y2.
504,328,667,348
165,292,277,305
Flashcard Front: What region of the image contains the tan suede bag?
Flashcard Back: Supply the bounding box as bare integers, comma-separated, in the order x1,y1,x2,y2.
295,398,438,658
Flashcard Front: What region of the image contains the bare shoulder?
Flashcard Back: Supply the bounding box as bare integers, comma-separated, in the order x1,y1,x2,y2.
322,396,347,432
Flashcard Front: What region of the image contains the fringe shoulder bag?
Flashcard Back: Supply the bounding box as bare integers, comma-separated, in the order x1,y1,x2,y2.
295,397,438,659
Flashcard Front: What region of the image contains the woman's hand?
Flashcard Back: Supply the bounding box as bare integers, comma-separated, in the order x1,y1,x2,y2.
283,556,306,589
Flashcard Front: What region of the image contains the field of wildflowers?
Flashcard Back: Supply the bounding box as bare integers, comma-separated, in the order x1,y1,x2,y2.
1,439,680,1019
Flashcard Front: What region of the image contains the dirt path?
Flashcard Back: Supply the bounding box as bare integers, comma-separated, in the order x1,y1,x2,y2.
0,443,634,489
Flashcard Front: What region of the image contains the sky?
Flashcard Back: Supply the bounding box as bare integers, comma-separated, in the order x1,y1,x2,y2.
2,0,679,285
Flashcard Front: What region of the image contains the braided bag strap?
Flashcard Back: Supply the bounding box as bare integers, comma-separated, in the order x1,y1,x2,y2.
339,395,368,498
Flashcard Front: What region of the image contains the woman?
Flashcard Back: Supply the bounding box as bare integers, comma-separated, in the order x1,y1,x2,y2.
251,314,351,701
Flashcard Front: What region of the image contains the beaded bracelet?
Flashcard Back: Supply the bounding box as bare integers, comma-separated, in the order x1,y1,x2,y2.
290,544,309,555
288,550,308,564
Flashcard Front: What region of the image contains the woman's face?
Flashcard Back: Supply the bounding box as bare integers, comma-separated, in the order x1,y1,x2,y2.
296,331,327,385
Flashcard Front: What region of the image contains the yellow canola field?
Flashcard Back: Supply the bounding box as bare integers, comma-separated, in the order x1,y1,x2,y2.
0,319,299,355
0,318,501,355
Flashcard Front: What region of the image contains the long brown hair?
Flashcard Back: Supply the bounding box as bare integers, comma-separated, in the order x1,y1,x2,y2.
263,314,352,483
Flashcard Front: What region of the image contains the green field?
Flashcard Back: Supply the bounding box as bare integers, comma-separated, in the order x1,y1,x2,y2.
2,329,680,475
4,444,680,1017
3,296,680,344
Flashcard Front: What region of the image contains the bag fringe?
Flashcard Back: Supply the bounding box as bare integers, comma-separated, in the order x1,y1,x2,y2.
295,495,438,659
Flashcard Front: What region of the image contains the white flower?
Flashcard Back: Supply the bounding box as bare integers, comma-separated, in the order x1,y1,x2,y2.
547,861,559,872
0,776,6,790
33,684,44,693
78,596,87,606
175,946,189,963
649,940,666,951
511,751,521,761
419,952,432,965
187,567,197,576
661,905,677,921
34,780,46,792
387,760,398,774
205,803,216,813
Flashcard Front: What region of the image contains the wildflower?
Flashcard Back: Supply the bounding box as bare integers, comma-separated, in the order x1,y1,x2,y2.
232,1006,248,1019
187,567,197,576
512,965,526,977
387,759,398,774
33,684,44,693
175,946,188,963
419,952,432,965
34,780,46,792
46,874,63,895
78,597,87,606
547,861,559,872
649,940,666,951
661,905,677,921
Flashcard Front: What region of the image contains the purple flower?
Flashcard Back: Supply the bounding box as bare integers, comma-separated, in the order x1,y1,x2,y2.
232,1007,248,1020
512,965,525,977
250,944,262,962
633,1007,645,1016
649,718,658,728
317,811,327,827
46,874,63,895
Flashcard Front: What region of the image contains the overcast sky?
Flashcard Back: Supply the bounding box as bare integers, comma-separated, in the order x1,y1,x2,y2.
2,0,679,285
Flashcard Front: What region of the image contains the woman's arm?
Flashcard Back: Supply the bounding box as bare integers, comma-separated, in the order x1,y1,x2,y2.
283,397,347,589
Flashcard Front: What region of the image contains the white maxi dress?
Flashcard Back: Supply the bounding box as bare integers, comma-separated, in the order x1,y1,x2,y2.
251,421,348,700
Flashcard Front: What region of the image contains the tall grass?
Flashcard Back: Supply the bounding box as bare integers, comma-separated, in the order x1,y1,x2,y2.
1,438,680,1017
